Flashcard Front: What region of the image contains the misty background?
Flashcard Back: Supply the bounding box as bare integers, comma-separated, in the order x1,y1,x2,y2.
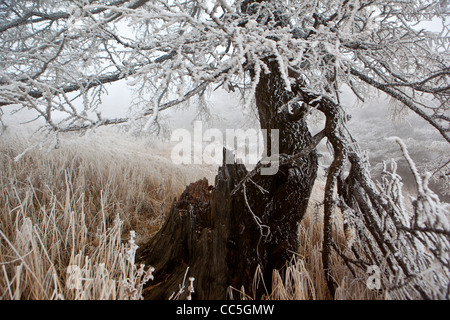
1,78,449,202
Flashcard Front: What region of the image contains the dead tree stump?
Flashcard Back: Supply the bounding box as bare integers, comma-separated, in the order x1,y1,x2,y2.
137,144,317,299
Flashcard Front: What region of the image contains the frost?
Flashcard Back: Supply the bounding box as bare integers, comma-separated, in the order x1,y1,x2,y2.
123,230,155,300
341,138,450,299
0,0,448,300
246,19,257,30
0,0,447,142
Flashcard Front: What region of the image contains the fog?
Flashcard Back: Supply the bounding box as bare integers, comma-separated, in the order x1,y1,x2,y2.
1,81,448,201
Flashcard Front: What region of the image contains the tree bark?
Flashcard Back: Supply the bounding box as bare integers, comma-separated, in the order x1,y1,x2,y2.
136,57,318,299
136,153,250,299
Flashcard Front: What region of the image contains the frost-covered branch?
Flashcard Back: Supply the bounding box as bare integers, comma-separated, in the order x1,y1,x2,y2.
0,0,448,140
336,137,450,299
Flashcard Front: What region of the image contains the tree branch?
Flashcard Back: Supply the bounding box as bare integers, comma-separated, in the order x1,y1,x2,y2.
350,67,450,144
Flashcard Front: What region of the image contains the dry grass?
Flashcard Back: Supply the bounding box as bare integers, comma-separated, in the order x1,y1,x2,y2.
0,130,215,299
268,179,382,300
0,130,380,300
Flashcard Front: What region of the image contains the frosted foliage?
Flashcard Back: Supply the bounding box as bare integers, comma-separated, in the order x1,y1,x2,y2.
340,138,450,300
0,0,448,143
123,231,155,300
1,0,449,300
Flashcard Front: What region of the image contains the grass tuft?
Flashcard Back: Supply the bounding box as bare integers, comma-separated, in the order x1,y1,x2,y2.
0,131,214,299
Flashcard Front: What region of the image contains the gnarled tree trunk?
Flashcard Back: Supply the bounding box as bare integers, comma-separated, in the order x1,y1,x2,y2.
136,57,318,300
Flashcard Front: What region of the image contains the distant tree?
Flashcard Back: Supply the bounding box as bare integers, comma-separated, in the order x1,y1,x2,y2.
1,0,449,299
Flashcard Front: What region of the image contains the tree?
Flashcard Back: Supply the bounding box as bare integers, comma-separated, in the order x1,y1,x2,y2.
0,0,449,299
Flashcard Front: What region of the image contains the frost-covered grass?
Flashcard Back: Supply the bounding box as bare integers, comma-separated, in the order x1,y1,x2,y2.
0,130,379,300
0,130,215,299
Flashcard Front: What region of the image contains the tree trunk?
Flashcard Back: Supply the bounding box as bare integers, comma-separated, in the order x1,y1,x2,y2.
136,57,318,299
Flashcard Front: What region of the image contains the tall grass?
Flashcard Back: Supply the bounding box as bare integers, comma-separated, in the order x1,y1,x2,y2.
0,131,214,299
269,180,381,300
0,130,380,299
